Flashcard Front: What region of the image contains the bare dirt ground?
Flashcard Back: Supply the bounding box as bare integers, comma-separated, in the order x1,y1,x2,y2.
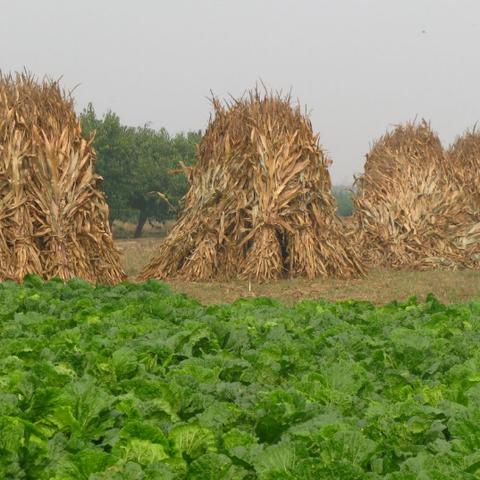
115,226,480,305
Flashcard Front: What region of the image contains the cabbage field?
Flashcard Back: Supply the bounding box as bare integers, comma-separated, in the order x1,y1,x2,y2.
1,276,480,479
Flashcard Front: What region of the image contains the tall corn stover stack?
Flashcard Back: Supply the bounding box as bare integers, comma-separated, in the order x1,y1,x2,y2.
0,72,126,284
352,120,480,269
448,127,480,209
139,88,364,282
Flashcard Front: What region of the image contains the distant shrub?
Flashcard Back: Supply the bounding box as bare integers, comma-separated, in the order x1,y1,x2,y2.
333,185,353,216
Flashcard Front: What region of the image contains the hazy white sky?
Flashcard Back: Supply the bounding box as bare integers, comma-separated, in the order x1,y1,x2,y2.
1,0,479,184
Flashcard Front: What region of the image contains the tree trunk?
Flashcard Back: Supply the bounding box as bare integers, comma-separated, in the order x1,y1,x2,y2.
134,209,148,238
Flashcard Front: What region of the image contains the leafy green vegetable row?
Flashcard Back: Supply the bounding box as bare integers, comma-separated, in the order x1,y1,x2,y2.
1,275,480,479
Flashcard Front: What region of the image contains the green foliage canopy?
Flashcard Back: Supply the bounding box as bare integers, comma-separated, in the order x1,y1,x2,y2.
1,276,480,478
332,186,354,216
80,104,200,236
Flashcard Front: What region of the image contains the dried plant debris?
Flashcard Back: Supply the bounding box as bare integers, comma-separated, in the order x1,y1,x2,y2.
139,88,364,282
0,72,126,284
352,120,480,269
448,126,480,208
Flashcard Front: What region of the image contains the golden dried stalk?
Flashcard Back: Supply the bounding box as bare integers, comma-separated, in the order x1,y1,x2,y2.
448,127,480,208
352,120,480,269
139,88,364,282
0,72,126,284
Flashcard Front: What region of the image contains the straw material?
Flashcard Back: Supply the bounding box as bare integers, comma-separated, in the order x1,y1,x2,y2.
139,88,364,282
0,72,126,284
448,127,480,209
352,120,480,269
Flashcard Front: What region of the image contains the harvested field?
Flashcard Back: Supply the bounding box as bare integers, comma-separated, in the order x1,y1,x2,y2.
117,237,480,305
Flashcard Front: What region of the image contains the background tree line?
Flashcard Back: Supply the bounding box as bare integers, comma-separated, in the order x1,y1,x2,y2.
80,105,353,238
80,104,201,237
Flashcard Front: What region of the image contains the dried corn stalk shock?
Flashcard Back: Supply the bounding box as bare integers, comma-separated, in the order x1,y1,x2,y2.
0,72,126,284
139,88,364,282
352,120,480,269
448,127,480,209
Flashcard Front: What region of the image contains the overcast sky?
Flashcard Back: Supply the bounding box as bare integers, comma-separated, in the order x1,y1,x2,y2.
2,0,479,184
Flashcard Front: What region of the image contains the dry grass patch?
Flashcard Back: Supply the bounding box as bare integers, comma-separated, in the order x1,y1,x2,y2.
166,269,480,305
118,237,480,305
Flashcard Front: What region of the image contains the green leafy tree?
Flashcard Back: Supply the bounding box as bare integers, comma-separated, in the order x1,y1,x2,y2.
80,104,137,226
332,186,354,216
80,105,201,237
126,126,199,237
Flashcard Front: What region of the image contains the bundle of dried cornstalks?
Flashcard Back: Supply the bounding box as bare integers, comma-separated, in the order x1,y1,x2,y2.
352,120,480,269
448,127,480,208
0,72,126,284
139,88,364,281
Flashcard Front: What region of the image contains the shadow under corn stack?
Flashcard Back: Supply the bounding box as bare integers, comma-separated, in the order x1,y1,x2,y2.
138,87,364,282
0,72,126,285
